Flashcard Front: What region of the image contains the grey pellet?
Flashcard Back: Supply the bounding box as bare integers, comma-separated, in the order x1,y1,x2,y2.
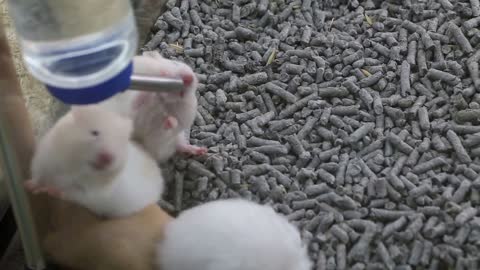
317,169,335,185
189,10,205,28
144,30,166,50
446,130,472,163
448,23,473,53
400,61,411,96
265,82,297,103
405,150,420,168
246,136,281,147
358,138,385,157
316,250,327,270
407,40,417,65
387,132,413,154
343,51,364,65
427,68,459,85
455,207,477,225
348,228,376,262
236,108,262,122
318,87,350,98
189,160,216,178
278,93,318,119
371,41,391,57
243,164,271,177
409,182,431,197
343,80,360,94
225,102,245,112
417,43,428,76
174,172,184,211
292,199,317,210
230,169,241,185
305,183,330,197
336,244,347,270
382,216,407,239
420,240,433,266
248,150,270,164
319,109,332,126
269,119,294,133
377,242,395,270
331,105,360,116
287,209,305,221
347,123,375,144
284,63,305,75
408,240,424,266
232,4,240,23
465,133,480,148
452,179,472,203
240,72,269,86
359,72,383,88
330,224,349,244
371,209,414,221
297,116,318,140
163,11,184,30
418,107,430,131
454,225,471,246
252,145,288,155
326,256,336,270
455,109,480,124
358,89,374,109
234,26,257,40
286,134,311,160
336,153,349,186
318,146,341,162
300,27,312,45
402,216,424,241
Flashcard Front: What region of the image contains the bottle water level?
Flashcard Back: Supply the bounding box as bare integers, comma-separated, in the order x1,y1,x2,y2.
20,12,138,90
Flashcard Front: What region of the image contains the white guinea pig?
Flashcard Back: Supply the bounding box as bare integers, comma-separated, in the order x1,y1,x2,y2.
156,199,312,270
26,104,165,218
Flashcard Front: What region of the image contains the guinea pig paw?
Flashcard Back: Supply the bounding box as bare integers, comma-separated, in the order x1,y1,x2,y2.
180,72,194,87
24,182,63,198
23,180,38,192
37,186,64,199
164,116,179,129
177,144,208,156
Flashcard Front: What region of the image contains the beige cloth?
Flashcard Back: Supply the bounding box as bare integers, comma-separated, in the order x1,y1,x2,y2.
35,194,172,270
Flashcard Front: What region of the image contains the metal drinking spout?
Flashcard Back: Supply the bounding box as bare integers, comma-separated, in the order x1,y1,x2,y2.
129,75,185,93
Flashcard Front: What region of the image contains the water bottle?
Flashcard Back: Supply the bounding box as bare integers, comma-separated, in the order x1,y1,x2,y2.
7,0,138,104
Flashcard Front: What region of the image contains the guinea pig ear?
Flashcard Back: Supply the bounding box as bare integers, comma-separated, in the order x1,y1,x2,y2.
70,105,94,123
70,106,83,122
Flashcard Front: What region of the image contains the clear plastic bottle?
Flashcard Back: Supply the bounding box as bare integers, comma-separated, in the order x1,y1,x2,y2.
7,0,138,104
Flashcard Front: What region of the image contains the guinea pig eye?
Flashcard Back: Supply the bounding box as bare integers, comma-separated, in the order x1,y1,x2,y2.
90,130,99,137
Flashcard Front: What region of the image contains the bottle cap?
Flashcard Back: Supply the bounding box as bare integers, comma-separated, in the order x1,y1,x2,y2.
45,62,133,105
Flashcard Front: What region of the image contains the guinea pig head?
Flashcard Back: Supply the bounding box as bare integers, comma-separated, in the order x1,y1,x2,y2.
67,105,133,181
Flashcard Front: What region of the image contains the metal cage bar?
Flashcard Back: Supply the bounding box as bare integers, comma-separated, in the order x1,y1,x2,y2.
0,19,46,270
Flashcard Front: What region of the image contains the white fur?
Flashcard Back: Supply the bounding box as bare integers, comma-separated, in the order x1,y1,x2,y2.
156,199,312,270
30,105,165,217
98,90,139,119
67,142,164,217
98,51,200,163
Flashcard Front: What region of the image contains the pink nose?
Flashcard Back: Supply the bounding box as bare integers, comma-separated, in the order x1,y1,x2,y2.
181,73,193,86
93,152,113,170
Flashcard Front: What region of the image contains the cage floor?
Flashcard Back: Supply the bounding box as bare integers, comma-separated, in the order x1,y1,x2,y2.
150,0,480,269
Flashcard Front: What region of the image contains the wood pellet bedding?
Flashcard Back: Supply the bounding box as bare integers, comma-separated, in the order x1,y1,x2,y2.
147,0,480,269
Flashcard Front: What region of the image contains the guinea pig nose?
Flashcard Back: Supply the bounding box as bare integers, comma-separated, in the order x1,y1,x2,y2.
93,152,114,170
181,73,194,86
